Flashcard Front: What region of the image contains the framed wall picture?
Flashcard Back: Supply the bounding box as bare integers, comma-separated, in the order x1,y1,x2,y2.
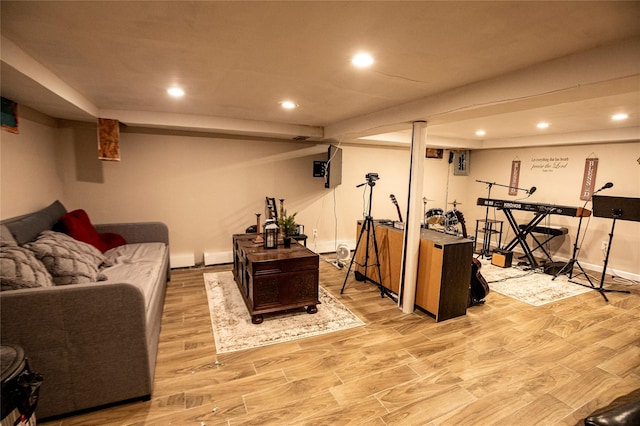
1,97,19,134
97,118,120,161
426,148,443,159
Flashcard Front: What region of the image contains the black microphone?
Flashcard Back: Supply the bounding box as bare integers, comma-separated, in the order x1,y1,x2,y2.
528,186,537,195
594,182,613,193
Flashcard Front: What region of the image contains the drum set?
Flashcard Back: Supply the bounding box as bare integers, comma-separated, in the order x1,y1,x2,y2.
424,199,464,235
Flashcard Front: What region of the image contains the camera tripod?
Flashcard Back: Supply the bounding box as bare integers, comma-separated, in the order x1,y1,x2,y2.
340,176,385,298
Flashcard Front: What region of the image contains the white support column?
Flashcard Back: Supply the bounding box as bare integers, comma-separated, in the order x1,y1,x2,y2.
400,121,427,313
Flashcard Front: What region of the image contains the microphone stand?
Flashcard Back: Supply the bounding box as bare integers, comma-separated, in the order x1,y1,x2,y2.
552,196,593,285
475,180,535,259
553,184,616,294
476,180,494,259
476,180,535,195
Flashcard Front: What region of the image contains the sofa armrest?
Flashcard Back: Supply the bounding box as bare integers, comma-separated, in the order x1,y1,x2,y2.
95,222,169,246
0,282,152,418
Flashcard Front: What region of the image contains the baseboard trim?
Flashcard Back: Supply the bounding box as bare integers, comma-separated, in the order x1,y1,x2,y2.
204,251,233,265
198,240,639,283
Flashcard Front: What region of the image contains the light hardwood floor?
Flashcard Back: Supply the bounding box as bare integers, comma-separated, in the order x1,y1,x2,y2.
41,258,640,426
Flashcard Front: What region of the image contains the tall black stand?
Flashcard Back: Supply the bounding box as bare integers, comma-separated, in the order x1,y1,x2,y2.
553,198,594,285
591,212,630,301
340,179,385,298
586,195,638,301
476,180,494,259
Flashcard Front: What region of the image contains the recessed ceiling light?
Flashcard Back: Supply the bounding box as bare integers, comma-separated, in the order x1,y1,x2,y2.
167,87,184,97
537,122,550,129
475,130,486,137
352,52,374,68
280,100,298,109
611,113,628,121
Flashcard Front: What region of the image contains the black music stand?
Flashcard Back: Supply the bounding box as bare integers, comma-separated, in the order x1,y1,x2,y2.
587,195,638,301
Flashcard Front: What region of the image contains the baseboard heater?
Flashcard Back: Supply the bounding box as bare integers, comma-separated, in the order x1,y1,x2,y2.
171,253,195,268
204,251,233,265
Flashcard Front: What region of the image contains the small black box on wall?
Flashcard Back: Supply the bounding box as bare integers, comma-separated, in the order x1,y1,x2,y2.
491,249,513,268
313,160,326,177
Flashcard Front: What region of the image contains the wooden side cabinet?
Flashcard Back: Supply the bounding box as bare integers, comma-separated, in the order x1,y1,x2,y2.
415,229,473,322
353,221,403,294
351,223,473,322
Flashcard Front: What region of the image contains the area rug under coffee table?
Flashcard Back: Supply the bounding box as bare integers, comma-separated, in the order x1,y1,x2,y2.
204,272,365,353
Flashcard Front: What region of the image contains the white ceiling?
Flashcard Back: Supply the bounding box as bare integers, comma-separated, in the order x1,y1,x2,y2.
1,1,639,148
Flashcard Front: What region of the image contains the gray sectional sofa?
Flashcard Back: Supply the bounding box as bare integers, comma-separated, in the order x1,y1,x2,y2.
0,201,170,419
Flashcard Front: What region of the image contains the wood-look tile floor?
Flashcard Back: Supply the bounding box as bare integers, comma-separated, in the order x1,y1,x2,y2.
41,258,640,426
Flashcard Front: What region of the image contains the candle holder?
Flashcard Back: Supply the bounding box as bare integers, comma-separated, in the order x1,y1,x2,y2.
254,213,263,243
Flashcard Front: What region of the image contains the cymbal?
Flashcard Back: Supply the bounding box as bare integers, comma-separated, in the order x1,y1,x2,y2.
448,200,462,205
423,198,435,202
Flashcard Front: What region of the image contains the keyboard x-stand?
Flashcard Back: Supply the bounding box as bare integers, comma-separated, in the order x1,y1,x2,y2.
476,198,591,268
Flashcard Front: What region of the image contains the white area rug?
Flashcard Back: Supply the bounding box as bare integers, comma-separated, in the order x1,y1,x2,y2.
204,272,365,353
479,259,592,306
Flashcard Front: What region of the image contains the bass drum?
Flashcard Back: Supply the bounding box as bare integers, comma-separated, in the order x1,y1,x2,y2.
425,208,444,224
444,210,459,226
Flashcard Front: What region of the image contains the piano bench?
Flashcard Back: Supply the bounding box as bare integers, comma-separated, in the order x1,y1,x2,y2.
518,225,568,237
518,225,569,262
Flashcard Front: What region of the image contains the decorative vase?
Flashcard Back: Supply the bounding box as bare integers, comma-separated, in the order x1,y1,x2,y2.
283,237,292,248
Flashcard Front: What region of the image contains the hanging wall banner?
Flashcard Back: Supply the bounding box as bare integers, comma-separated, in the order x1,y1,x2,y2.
580,157,599,200
98,118,120,161
508,160,521,195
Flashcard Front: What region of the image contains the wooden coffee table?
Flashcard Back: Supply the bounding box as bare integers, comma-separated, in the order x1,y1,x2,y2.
232,234,320,324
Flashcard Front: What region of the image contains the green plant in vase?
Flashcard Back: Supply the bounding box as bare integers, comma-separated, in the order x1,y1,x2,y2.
278,210,297,248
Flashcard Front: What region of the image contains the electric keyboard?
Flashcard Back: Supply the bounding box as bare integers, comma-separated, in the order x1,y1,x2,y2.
477,198,591,217
477,197,589,267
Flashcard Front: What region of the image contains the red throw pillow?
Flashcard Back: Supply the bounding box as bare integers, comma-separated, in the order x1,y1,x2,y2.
99,232,126,252
57,209,126,253
58,209,106,252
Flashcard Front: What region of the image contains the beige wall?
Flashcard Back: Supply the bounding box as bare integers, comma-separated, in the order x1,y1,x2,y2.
460,143,640,278
52,124,414,265
0,106,64,218
2,114,638,278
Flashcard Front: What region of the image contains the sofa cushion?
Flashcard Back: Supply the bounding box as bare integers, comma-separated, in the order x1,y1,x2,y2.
57,209,104,251
2,201,67,245
99,232,127,252
0,225,17,244
102,242,167,309
24,231,108,285
0,241,54,291
57,209,126,253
